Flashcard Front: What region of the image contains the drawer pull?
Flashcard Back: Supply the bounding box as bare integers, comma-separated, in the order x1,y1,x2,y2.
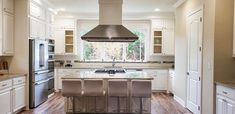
2,84,7,87
18,80,22,82
222,91,228,94
222,99,227,102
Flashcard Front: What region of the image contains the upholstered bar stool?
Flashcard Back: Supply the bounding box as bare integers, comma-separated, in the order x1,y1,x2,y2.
131,80,151,114
83,79,105,113
108,79,128,113
62,79,83,114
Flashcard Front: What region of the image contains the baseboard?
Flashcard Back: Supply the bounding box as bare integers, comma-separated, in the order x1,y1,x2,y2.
174,95,186,107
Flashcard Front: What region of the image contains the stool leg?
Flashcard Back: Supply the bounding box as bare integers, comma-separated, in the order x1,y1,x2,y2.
73,97,75,114
94,97,97,114
117,96,120,113
139,97,143,114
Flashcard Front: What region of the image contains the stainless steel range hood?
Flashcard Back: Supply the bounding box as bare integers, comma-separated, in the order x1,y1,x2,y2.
81,0,138,42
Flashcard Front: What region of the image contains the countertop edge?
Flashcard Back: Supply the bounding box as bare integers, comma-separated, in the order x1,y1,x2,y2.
0,73,27,81
215,81,235,89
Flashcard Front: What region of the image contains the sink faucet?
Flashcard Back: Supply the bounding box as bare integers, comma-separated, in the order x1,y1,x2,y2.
112,57,116,68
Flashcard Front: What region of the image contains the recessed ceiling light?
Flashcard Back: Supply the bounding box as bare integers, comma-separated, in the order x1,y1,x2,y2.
154,8,160,12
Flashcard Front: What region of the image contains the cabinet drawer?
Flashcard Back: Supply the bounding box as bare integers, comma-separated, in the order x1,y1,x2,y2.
217,85,235,100
13,77,26,85
0,80,12,90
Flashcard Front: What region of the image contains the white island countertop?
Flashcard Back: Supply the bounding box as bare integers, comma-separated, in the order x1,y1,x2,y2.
61,71,154,80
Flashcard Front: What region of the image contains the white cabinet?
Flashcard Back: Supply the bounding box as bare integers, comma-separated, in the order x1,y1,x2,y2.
144,69,168,91
3,0,14,14
168,69,175,93
163,28,174,55
151,19,174,56
0,89,12,114
216,85,235,114
0,79,12,114
12,84,26,112
0,76,26,114
54,29,65,54
30,17,46,38
2,12,14,55
30,2,45,21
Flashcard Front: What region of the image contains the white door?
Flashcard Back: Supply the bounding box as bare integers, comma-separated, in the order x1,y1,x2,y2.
186,9,203,114
3,12,14,55
0,90,12,114
12,85,26,112
226,98,235,114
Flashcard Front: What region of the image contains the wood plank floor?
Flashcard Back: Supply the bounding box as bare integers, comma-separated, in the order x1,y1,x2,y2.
20,92,192,114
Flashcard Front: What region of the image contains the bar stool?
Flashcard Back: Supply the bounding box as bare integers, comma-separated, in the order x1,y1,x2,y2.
62,80,83,114
83,79,105,113
108,79,128,113
131,80,151,114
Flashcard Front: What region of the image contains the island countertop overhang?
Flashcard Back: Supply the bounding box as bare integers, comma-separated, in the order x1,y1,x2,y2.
61,71,154,80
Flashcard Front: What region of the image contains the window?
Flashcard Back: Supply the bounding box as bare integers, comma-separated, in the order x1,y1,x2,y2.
78,20,149,62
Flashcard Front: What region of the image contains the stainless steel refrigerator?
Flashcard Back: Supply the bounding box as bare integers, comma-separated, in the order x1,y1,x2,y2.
29,39,50,108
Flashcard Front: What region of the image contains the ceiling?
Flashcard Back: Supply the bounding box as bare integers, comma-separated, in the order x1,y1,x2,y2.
47,0,178,14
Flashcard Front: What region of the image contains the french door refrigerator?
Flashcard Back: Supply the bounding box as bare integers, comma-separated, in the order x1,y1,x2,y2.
29,39,50,108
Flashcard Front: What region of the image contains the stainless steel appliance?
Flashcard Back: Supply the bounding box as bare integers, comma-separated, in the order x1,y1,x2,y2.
47,39,55,95
29,39,50,108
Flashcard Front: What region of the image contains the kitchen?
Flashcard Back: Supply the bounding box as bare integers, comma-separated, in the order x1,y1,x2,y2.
0,0,234,114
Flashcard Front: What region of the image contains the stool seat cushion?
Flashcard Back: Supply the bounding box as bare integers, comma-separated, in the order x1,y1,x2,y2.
108,80,128,97
131,81,151,98
62,80,82,97
84,80,105,96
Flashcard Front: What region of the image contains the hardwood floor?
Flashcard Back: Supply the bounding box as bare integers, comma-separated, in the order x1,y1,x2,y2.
20,92,192,114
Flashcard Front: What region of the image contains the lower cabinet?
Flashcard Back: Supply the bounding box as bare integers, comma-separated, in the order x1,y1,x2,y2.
0,76,26,114
12,84,26,112
216,85,235,114
0,88,12,114
144,69,168,91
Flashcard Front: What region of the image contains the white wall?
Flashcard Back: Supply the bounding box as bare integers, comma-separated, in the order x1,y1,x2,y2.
174,0,203,107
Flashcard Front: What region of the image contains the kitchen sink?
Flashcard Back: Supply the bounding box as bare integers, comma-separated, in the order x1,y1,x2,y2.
95,68,126,74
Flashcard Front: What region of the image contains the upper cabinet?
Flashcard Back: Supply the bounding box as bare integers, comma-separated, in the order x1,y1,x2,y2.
30,2,45,21
0,0,15,56
29,0,55,39
151,19,175,56
3,0,14,14
3,12,14,55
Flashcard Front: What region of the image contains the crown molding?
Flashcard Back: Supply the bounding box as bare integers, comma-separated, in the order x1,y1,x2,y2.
173,0,187,8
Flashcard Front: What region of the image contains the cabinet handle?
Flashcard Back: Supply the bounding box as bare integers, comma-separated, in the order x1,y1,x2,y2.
222,99,227,102
222,91,228,94
18,80,22,82
2,84,7,87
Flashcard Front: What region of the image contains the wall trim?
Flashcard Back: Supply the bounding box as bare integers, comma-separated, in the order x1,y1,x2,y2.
174,95,186,107
173,0,187,8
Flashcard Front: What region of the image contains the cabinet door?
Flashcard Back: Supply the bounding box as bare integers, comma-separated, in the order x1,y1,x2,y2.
3,0,14,14
30,2,45,20
156,70,168,90
54,29,65,54
226,98,235,114
46,25,53,39
216,95,227,114
163,29,174,55
12,85,26,112
30,17,45,39
0,90,11,114
3,12,14,55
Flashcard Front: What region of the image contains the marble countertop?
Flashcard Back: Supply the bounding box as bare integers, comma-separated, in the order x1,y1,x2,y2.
55,66,173,70
61,71,153,80
0,73,27,81
215,81,235,89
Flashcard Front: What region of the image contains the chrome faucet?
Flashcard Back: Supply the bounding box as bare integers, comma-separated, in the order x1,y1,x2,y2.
112,57,116,68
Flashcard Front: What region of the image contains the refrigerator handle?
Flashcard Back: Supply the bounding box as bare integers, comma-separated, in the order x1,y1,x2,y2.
35,70,50,75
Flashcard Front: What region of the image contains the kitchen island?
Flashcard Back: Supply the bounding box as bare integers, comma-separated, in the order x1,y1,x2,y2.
61,70,153,114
